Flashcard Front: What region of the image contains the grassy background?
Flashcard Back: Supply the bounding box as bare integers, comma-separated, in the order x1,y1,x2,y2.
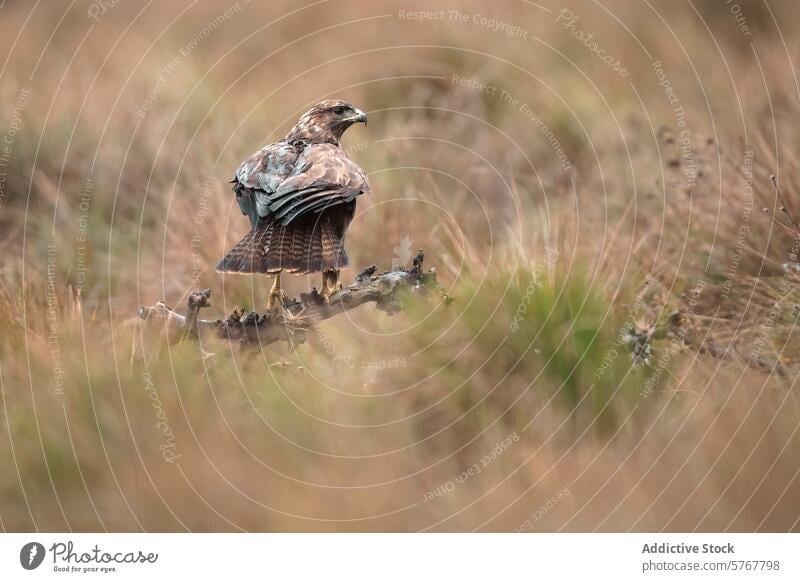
1,0,800,531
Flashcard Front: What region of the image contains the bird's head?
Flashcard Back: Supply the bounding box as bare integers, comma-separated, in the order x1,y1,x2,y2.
286,99,367,145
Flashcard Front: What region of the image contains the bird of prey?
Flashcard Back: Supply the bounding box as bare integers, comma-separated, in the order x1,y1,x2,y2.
216,100,369,312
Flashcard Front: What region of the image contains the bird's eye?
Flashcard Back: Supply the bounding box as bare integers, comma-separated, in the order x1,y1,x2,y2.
333,106,346,115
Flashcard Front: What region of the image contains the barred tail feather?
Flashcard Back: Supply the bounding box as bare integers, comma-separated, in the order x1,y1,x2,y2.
215,216,349,275
214,224,277,274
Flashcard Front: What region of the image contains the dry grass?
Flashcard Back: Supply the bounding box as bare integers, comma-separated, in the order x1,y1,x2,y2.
1,0,800,531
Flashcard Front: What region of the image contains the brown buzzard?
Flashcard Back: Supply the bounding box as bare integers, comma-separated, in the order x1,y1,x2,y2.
216,100,369,310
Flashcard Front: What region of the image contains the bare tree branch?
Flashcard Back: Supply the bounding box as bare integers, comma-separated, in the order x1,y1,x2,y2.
136,251,446,347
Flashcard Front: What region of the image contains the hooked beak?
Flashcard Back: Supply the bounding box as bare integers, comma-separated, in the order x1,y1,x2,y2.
349,108,367,125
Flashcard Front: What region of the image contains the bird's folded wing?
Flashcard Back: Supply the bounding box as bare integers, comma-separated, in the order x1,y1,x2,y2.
233,141,300,228
263,143,369,225
236,141,297,191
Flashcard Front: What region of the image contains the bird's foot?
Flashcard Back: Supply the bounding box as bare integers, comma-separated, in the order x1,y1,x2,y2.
266,273,288,317
320,269,340,304
267,296,289,317
319,287,335,304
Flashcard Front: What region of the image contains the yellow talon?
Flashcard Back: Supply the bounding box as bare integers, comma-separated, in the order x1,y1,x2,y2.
320,269,340,303
266,272,285,315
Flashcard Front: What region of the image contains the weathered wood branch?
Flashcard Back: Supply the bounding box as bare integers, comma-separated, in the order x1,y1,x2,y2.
136,251,446,347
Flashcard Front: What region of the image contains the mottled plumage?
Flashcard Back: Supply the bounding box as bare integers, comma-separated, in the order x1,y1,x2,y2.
216,100,369,275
